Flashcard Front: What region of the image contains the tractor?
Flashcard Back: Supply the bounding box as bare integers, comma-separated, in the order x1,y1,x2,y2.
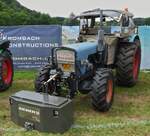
35,9,141,112
0,40,13,91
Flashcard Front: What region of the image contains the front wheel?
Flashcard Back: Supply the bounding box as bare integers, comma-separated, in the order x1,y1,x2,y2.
91,68,114,112
0,50,13,91
34,64,56,94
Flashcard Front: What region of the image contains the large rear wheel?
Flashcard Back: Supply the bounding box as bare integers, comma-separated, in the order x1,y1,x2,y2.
116,40,141,86
91,68,114,112
0,50,13,91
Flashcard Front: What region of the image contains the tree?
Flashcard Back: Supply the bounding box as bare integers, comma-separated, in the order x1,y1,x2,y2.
0,0,149,26
145,18,150,25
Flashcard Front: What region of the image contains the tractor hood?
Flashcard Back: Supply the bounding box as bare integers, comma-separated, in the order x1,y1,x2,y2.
63,42,97,60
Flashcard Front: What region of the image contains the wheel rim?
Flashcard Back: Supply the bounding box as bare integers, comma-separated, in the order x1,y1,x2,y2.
106,79,113,103
2,59,12,84
133,47,140,80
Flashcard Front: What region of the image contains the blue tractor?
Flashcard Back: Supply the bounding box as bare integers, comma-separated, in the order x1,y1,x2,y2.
35,9,141,112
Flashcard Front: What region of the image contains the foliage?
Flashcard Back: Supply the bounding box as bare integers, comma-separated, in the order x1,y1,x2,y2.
0,0,79,26
0,0,149,26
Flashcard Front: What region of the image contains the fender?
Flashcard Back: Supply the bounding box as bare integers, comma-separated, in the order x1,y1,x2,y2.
129,34,140,43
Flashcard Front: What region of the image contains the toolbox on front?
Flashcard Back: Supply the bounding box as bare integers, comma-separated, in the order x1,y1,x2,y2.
10,90,73,133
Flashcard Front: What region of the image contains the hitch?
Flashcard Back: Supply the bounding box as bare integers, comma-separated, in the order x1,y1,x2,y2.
42,69,63,94
44,73,58,86
42,73,59,94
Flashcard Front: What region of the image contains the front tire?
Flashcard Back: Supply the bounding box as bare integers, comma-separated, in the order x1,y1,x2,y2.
91,68,114,112
35,64,55,93
0,50,13,91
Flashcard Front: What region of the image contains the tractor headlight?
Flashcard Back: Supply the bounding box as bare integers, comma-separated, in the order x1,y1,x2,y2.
56,49,75,73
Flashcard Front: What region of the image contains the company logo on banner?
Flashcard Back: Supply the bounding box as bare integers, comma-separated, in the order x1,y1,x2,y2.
0,25,61,69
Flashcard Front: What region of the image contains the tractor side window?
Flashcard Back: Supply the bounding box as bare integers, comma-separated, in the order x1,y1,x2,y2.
80,19,88,30
91,18,95,28
87,19,92,27
95,18,100,27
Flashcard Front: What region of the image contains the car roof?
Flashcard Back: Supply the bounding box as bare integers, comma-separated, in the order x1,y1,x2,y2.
77,9,134,19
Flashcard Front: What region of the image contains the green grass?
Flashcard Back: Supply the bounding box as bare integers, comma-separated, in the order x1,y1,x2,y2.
0,71,150,136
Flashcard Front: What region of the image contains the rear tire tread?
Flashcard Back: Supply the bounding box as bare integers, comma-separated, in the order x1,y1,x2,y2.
116,42,141,87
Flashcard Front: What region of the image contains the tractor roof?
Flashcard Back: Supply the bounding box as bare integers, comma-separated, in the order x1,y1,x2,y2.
76,9,134,19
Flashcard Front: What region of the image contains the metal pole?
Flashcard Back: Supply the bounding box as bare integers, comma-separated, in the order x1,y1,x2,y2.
100,9,103,29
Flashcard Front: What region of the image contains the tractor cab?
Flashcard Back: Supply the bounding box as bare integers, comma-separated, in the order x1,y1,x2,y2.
76,9,136,42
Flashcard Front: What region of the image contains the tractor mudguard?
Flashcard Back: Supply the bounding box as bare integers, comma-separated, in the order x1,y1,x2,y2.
129,34,140,43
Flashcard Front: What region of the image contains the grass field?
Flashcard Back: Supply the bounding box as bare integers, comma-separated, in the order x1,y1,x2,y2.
0,71,150,136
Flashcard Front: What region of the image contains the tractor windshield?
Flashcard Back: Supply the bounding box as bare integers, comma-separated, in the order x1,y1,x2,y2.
78,9,135,37
79,16,120,35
